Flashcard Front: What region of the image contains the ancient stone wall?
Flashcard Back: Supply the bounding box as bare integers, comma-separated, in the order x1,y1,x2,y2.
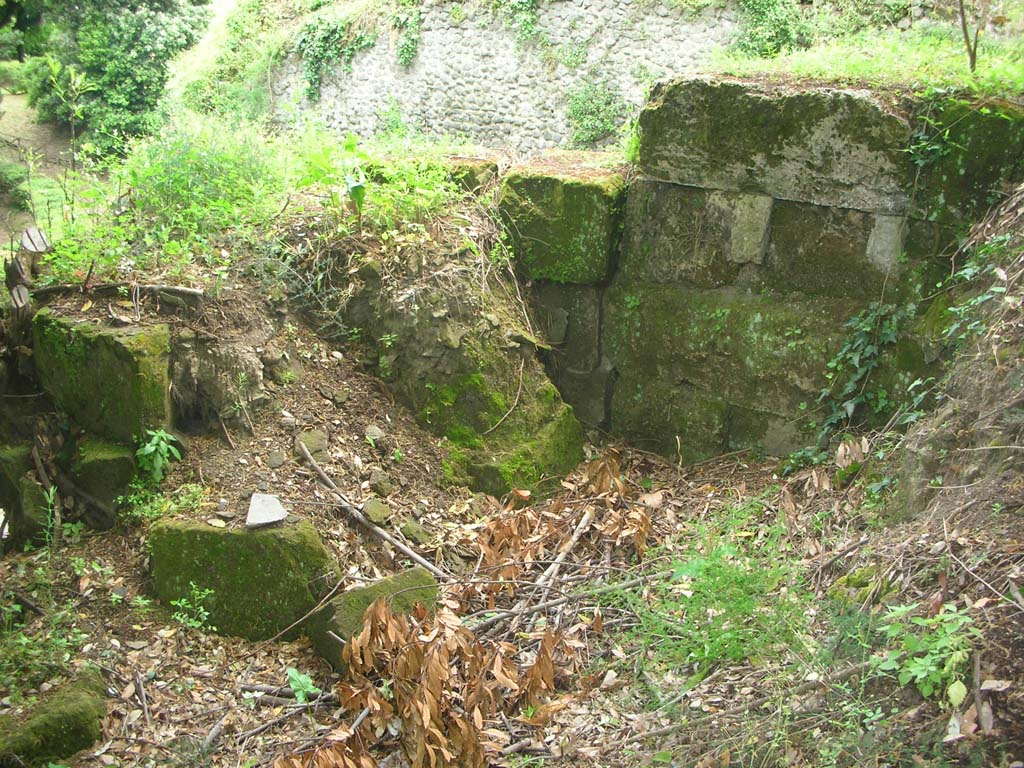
271,0,739,153
504,78,1024,459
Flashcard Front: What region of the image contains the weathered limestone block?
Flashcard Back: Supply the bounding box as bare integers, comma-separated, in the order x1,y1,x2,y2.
340,259,584,497
638,78,912,214
547,365,612,429
309,567,438,671
620,180,772,286
499,157,625,284
149,519,337,640
445,155,500,193
763,201,900,300
33,309,170,443
69,438,135,521
604,284,854,458
0,670,106,767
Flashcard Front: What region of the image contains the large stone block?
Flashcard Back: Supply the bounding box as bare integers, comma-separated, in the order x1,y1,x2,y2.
638,78,913,214
499,158,625,284
620,180,772,286
149,518,337,641
33,309,171,444
309,567,438,671
762,201,900,300
0,670,107,767
603,284,854,456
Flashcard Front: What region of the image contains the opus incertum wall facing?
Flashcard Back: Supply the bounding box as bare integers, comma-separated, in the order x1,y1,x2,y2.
271,0,738,152
504,78,1024,459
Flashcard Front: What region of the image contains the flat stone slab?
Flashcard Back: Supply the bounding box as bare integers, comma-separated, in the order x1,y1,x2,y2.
247,493,289,528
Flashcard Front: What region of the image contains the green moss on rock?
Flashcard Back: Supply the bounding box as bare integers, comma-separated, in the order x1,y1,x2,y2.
499,164,625,284
638,78,912,214
69,438,136,509
309,567,438,671
0,669,106,767
148,519,337,640
913,99,1024,225
32,309,171,444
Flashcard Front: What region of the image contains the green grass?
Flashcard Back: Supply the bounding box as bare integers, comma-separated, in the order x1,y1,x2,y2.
713,25,1024,98
602,490,814,675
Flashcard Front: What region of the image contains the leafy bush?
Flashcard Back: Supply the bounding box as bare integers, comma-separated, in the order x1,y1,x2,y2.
135,429,182,484
734,0,808,57
565,79,627,148
121,114,286,243
293,14,376,100
182,0,289,120
0,24,22,59
171,581,216,631
25,1,209,153
0,58,29,93
0,160,29,210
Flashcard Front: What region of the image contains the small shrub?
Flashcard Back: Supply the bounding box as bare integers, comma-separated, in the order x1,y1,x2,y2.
170,582,216,631
135,429,182,485
734,0,808,58
565,79,627,148
0,59,29,94
392,0,423,68
0,160,29,210
873,602,979,705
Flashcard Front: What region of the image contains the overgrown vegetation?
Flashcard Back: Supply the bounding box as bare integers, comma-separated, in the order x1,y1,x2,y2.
293,13,376,101
565,78,627,148
21,0,210,154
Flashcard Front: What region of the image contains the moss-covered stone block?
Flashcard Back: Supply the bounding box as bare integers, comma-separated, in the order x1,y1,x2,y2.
603,284,853,458
12,474,50,550
69,438,136,510
763,201,903,300
620,181,772,287
445,155,499,193
309,567,438,671
913,98,1024,224
827,565,896,606
149,519,337,640
0,669,106,767
499,162,625,284
33,309,171,444
638,78,912,214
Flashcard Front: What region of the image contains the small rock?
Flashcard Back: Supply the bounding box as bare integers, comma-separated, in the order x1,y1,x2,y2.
267,450,286,469
369,469,396,497
331,350,343,360
246,493,289,528
363,498,393,525
295,429,329,459
399,518,431,546
365,424,386,444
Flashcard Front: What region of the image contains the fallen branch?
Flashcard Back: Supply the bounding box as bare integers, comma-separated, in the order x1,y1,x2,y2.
296,440,450,581
134,672,152,730
202,711,230,752
236,691,337,740
32,282,205,300
470,569,673,634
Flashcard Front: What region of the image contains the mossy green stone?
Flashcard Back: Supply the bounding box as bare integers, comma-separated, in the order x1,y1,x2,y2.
149,519,337,640
309,567,438,671
0,670,106,767
914,99,1024,225
70,438,136,508
32,309,171,444
499,167,624,284
13,474,50,549
638,78,911,214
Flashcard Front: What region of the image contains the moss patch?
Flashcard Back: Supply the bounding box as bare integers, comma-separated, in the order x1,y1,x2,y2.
638,77,911,213
32,309,171,444
69,438,136,509
499,164,625,284
148,519,337,640
0,669,106,767
309,567,438,671
913,98,1024,225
